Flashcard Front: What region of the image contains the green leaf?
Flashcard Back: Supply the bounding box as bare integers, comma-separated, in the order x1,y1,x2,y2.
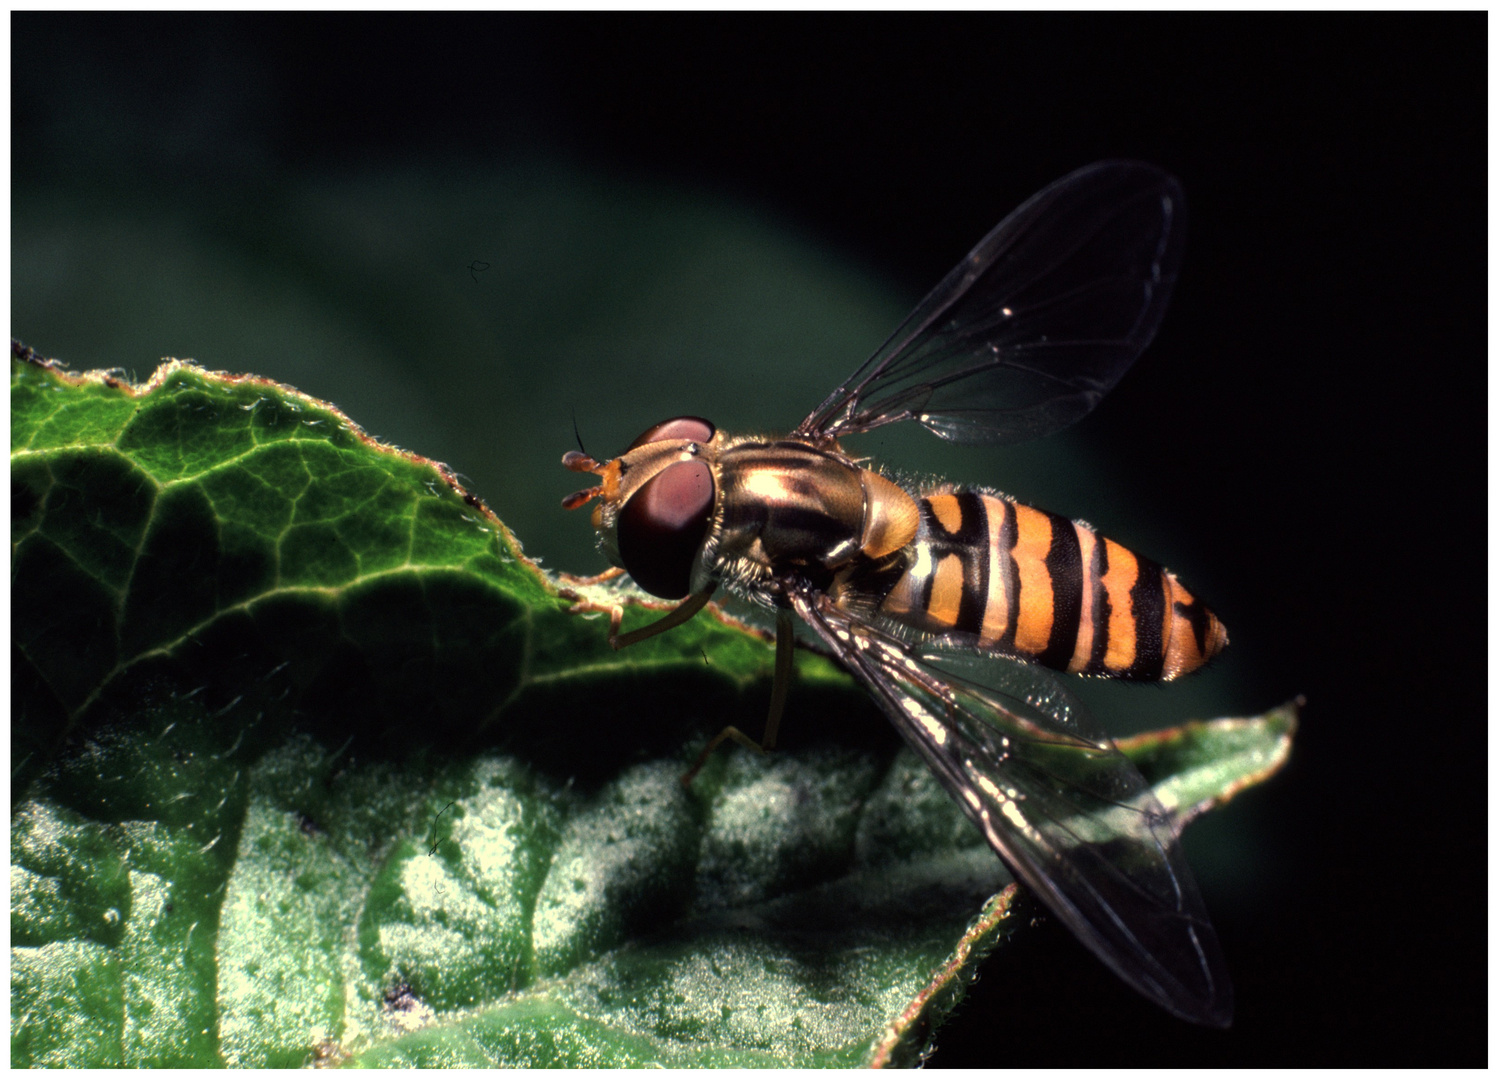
1115,701,1299,828
11,350,1295,1067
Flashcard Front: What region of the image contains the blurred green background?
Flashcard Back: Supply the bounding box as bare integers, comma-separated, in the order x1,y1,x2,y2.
10,45,1252,741
11,12,1484,1066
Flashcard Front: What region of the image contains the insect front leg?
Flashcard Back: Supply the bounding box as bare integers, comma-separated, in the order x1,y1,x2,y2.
564,566,627,587
682,607,795,787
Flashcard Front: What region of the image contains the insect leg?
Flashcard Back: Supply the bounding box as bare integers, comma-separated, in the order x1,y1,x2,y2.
680,725,765,788
681,608,796,788
761,607,795,751
563,566,627,587
609,588,715,650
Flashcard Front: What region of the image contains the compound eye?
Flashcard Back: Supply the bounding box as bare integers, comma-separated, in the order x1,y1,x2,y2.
616,460,715,599
626,416,716,451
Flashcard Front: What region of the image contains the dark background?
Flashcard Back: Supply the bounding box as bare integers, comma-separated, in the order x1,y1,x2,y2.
12,13,1485,1066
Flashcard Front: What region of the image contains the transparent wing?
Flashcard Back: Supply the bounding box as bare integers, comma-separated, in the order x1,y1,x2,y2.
791,590,1232,1027
795,161,1186,445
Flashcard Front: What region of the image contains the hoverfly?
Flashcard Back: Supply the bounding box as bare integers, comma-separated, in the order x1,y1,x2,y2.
561,162,1232,1027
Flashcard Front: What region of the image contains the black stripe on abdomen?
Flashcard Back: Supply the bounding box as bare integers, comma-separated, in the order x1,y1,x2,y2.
950,493,990,636
1087,531,1112,673
1038,512,1083,670
1124,556,1166,680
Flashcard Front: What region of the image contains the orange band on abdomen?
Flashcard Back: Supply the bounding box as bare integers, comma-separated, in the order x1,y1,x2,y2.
1099,537,1140,673
1010,503,1055,658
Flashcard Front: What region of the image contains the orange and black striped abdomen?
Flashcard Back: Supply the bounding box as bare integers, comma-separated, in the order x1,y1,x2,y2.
877,491,1226,680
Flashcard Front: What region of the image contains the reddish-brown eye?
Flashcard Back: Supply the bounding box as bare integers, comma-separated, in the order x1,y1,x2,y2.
616,460,715,599
626,416,715,451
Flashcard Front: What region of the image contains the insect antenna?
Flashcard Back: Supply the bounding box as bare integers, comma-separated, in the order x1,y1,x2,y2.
560,442,608,508
561,485,603,510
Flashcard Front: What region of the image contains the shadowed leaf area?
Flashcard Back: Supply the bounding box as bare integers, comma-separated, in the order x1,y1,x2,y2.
10,352,1294,1067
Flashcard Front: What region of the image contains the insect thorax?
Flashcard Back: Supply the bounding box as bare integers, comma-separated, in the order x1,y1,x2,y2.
709,439,867,583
